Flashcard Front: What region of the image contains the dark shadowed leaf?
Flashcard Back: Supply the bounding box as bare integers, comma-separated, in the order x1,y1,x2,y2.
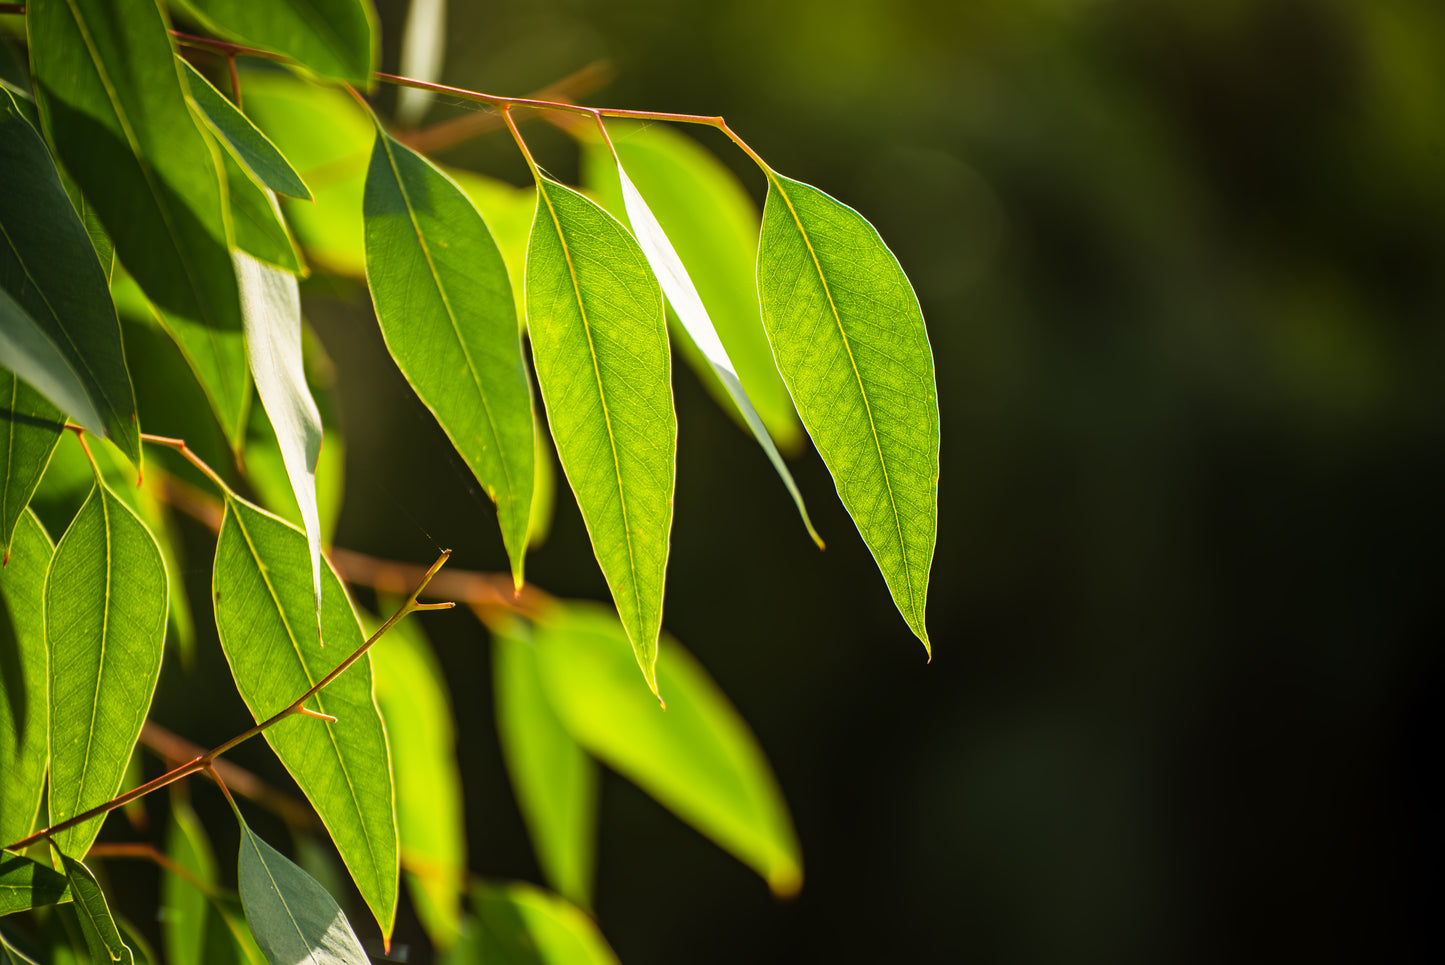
181,59,312,200
0,927,42,964
0,378,63,558
59,855,132,965
0,290,104,439
0,512,53,846
185,0,378,86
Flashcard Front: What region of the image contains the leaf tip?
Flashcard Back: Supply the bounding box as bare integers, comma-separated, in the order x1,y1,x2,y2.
768,865,803,900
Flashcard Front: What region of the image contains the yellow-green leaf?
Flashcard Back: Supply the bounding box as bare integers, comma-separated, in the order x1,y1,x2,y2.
440,882,619,965
0,511,52,846
59,855,132,965
0,850,70,915
185,0,378,86
180,59,311,201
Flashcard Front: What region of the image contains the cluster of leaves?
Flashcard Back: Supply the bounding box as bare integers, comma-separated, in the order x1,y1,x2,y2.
0,0,938,962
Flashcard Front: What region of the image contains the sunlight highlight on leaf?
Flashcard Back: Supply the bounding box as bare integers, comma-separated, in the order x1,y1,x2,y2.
0,512,51,846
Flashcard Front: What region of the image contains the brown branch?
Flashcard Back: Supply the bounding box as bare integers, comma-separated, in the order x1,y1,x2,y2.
86,843,217,897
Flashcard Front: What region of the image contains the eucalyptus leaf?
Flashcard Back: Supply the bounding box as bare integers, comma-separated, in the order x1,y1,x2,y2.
526,178,675,696
181,59,312,200
163,801,216,965
59,854,133,965
0,511,51,846
0,928,41,965
0,289,105,439
46,482,168,858
0,850,71,915
442,881,619,965
185,0,378,86
0,377,63,559
758,173,939,653
396,0,447,126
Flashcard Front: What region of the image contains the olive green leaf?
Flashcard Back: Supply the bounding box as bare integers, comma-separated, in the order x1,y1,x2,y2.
526,178,675,696
28,0,248,452
213,495,397,940
440,881,619,965
492,620,597,909
758,173,939,653
0,377,63,559
46,482,168,859
0,511,52,846
533,603,802,896
184,0,378,86
0,89,137,457
180,59,312,201
0,850,71,916
364,129,534,587
59,854,133,965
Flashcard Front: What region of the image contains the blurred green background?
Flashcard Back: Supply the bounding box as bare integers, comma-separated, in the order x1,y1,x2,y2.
143,0,1445,961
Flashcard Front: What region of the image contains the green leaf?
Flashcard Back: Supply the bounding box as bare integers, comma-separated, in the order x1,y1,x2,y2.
243,366,344,550
57,166,115,284
0,927,42,965
162,801,216,965
441,881,619,965
0,511,51,847
235,815,369,965
370,609,466,950
582,122,802,452
533,603,802,896
526,178,676,696
757,173,939,653
611,155,822,548
395,0,447,126
527,409,556,550
59,854,133,965
213,496,397,940
222,153,305,275
0,89,138,456
180,59,312,201
0,378,63,559
0,288,106,439
364,129,534,586
46,482,168,858
185,0,378,86
492,620,597,908
451,172,534,325
28,0,248,451
0,850,71,916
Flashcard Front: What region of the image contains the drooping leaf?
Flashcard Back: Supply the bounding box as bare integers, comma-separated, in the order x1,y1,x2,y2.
208,896,267,965
59,854,133,965
118,918,158,965
0,379,63,559
492,621,597,908
440,881,619,965
611,156,822,548
222,152,305,275
527,410,556,550
452,173,534,324
757,173,939,653
57,166,115,284
162,801,216,965
533,603,802,896
0,89,137,455
582,122,802,452
185,0,378,86
236,251,324,619
395,0,447,126
370,608,466,950
28,0,249,452
0,850,71,916
0,511,51,846
46,482,168,859
180,59,312,200
0,927,42,965
213,495,397,940
235,816,369,965
0,289,105,439
526,178,676,696
364,129,534,586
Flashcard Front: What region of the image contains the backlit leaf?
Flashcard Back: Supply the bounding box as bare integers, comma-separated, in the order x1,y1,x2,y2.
757,173,939,653
492,621,597,908
526,178,675,695
186,0,378,86
180,59,312,200
364,129,534,586
0,511,51,846
162,801,216,965
0,89,137,455
0,850,70,915
28,0,248,451
533,603,802,896
222,153,305,275
213,496,397,939
0,378,63,559
235,815,369,965
46,482,168,858
441,881,619,965
59,854,133,965
0,290,104,439
0,928,42,965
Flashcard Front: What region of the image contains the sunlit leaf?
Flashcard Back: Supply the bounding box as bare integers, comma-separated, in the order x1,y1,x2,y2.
0,379,62,559
370,609,466,949
46,482,168,858
440,881,619,965
59,854,133,965
757,173,939,653
395,0,447,126
180,59,312,200
492,621,597,908
526,178,675,695
186,0,378,86
0,512,51,846
163,801,216,965
527,410,556,550
235,815,369,965
28,0,248,451
213,496,397,940
451,171,534,330
0,89,137,455
0,850,70,915
364,129,534,586
533,603,802,896
222,153,305,275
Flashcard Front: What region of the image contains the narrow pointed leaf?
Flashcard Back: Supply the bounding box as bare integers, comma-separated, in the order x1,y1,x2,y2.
493,621,597,908
0,90,137,457
370,610,466,949
28,0,248,451
186,0,378,86
443,882,619,965
181,60,312,200
46,483,168,858
236,251,324,619
59,855,133,965
364,130,534,584
0,851,71,915
526,178,675,694
235,816,369,965
758,173,939,652
395,0,447,126
57,167,114,284
615,161,822,548
0,928,42,965
244,373,345,550
223,154,305,275
163,801,216,965
0,290,105,438
0,378,63,558
213,496,397,940
533,603,802,896
0,512,52,845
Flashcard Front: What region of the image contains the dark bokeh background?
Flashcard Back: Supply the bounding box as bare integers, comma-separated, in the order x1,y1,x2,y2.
129,0,1445,962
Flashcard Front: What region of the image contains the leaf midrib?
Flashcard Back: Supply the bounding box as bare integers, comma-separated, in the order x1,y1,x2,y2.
67,487,111,845
243,826,320,965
